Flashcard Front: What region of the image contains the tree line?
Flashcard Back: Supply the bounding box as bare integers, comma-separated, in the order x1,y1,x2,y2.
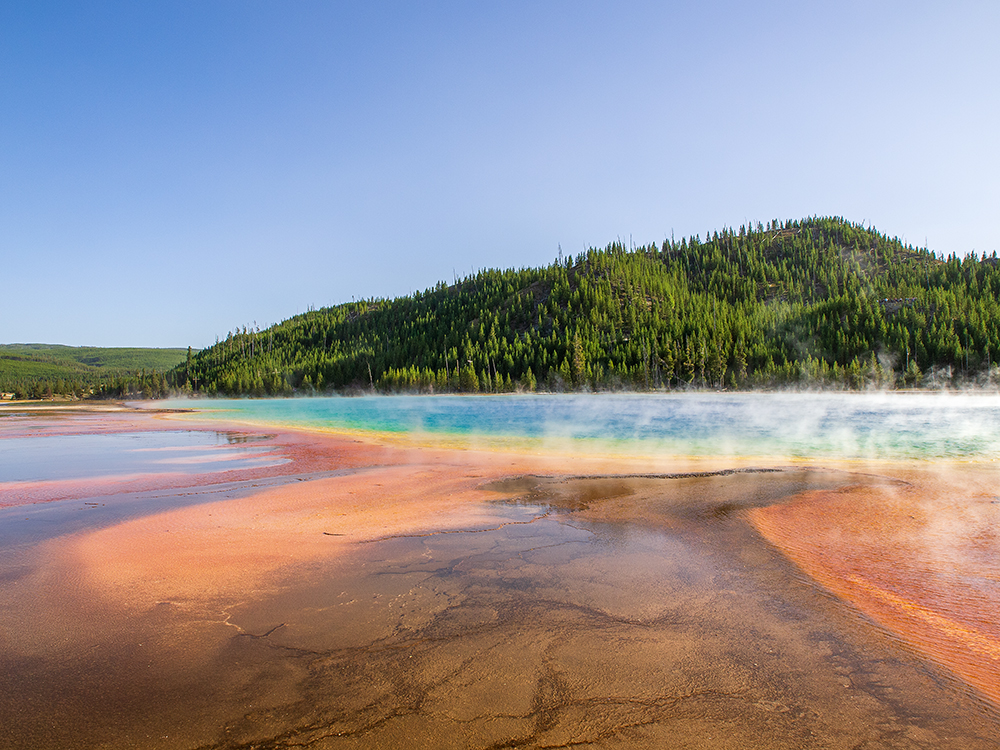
171,217,1000,396
1,370,171,401
0,344,185,401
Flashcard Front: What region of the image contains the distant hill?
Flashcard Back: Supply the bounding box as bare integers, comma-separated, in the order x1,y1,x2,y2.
174,216,1000,395
0,345,188,399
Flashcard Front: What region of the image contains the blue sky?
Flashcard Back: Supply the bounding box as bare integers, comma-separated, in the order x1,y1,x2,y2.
2,1,998,348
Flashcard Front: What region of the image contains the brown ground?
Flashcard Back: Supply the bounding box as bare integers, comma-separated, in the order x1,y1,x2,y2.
1,403,998,749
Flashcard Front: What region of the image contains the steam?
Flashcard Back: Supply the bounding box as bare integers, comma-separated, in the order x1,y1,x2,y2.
165,392,1000,463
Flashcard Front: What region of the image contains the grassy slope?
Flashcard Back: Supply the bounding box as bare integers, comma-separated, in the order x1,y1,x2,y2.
0,345,189,386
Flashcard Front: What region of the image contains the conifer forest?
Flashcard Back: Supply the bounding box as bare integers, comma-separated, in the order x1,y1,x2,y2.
168,217,1000,396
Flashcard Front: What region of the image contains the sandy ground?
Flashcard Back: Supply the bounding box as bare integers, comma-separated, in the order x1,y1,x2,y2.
1,402,999,749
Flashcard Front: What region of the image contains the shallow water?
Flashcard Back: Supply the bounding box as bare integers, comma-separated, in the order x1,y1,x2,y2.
0,472,345,548
1,397,999,748
0,430,285,483
2,470,996,749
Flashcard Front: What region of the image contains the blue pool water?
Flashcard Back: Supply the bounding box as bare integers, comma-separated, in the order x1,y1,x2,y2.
159,392,1000,461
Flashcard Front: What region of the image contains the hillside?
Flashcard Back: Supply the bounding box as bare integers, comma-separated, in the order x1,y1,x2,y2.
175,217,1000,395
0,345,188,399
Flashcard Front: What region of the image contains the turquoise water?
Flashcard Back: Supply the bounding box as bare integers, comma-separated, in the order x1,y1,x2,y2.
159,392,1000,461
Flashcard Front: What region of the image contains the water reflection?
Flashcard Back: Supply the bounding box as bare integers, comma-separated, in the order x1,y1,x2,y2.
0,430,286,483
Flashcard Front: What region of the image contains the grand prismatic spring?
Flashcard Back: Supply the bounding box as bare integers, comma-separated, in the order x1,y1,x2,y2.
1,393,999,749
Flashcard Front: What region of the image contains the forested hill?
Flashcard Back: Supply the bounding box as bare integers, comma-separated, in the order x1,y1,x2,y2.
175,217,1000,395
0,345,187,399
